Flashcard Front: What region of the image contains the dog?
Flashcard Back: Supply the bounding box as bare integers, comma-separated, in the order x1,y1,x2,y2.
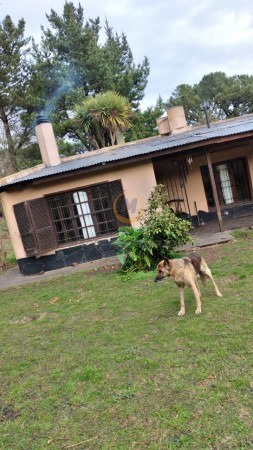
154,253,222,316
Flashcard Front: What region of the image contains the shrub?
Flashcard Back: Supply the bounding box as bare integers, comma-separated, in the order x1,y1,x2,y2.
115,227,157,271
114,185,192,271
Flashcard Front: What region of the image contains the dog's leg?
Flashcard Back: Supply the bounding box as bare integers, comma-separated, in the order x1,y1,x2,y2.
190,283,202,314
196,280,201,297
199,273,206,286
203,267,222,297
177,286,185,316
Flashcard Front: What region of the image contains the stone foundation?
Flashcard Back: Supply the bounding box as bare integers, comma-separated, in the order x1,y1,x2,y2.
17,237,118,275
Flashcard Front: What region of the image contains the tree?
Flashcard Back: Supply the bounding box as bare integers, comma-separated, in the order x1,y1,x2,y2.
74,91,132,149
167,72,253,125
0,15,35,174
198,72,253,118
34,2,150,145
167,84,203,125
125,96,164,142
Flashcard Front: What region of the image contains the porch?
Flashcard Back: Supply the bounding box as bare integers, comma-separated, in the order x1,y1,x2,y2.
152,138,253,232
191,203,253,237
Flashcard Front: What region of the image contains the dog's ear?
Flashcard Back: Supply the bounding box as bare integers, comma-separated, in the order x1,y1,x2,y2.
164,257,170,269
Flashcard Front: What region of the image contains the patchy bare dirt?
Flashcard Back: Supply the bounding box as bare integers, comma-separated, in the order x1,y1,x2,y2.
9,312,48,324
85,242,233,275
0,404,20,422
84,262,121,276
197,373,217,386
187,241,235,264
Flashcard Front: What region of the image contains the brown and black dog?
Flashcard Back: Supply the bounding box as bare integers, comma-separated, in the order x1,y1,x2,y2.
154,253,222,316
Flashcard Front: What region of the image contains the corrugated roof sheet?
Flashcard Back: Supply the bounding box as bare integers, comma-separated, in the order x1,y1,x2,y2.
2,114,253,191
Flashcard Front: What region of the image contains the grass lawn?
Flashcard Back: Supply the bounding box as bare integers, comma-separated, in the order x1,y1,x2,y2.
0,233,253,449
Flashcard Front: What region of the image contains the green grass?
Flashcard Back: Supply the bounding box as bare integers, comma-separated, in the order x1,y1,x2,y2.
0,237,253,449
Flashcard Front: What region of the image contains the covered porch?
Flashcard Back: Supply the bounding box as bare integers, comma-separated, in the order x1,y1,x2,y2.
152,137,253,232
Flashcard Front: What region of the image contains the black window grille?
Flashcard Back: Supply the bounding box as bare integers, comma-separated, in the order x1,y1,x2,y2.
47,183,118,245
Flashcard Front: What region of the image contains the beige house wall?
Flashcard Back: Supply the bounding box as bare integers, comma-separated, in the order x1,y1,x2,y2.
1,160,157,260
2,142,253,261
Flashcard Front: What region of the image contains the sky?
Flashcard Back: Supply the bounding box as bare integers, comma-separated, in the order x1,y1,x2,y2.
2,0,253,109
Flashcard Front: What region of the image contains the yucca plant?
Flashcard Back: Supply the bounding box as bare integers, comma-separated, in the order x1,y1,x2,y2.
74,91,133,149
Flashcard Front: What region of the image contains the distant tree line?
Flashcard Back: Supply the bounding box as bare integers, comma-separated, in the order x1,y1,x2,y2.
166,72,253,125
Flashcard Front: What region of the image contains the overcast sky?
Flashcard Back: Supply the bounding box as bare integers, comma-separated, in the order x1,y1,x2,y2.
1,0,253,109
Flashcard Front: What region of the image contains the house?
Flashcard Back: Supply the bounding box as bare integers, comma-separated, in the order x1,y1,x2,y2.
1,106,253,275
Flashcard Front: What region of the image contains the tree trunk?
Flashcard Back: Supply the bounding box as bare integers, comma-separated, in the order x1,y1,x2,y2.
0,106,17,174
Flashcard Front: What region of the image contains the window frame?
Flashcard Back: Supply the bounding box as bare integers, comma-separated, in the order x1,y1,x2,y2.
200,156,252,209
46,181,126,247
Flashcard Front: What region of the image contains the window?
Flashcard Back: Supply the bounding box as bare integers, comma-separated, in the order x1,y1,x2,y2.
13,180,129,256
201,157,251,208
47,182,127,246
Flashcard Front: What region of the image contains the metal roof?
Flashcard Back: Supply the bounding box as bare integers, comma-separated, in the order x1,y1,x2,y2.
2,114,253,192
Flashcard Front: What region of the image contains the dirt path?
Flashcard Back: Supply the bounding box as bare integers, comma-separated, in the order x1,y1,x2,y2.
0,256,120,291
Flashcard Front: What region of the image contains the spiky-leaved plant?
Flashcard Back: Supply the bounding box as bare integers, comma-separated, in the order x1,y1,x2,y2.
74,91,132,149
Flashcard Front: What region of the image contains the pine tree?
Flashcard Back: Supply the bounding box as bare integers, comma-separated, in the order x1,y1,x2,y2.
34,2,150,144
0,15,34,173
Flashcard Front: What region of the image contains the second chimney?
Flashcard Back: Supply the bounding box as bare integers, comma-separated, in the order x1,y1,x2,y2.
167,106,189,134
35,114,61,167
156,106,191,136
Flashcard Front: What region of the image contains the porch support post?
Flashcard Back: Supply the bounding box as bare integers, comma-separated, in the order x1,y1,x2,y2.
206,151,224,232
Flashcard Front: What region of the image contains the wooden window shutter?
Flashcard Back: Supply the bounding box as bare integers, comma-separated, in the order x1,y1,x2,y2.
109,180,130,228
13,202,37,257
26,198,57,254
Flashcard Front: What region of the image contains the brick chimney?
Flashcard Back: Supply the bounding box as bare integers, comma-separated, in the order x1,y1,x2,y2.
157,106,191,136
35,114,61,167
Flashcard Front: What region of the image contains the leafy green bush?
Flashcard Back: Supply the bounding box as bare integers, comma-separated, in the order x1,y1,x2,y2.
115,227,156,271
114,185,192,271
